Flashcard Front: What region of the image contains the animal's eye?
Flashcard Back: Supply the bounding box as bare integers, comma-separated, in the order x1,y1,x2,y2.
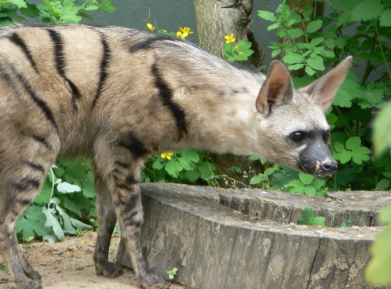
323,130,330,143
291,131,305,142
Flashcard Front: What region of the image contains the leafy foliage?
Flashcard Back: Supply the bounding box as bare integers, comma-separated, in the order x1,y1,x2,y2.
166,267,178,280
297,207,326,227
0,0,115,26
17,160,95,243
257,0,391,193
340,218,356,228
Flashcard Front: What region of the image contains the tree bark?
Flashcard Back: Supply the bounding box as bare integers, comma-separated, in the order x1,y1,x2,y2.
193,0,253,58
192,0,263,187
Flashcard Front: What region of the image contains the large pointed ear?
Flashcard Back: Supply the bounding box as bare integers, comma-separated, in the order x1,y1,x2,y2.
299,56,352,111
256,61,294,116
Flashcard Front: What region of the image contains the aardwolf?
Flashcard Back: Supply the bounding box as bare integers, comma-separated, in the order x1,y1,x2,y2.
0,24,351,288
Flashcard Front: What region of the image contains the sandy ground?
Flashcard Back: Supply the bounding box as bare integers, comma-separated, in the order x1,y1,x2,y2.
0,231,184,289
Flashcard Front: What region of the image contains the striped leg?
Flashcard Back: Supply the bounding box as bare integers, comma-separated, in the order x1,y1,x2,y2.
92,162,123,278
0,143,55,289
93,137,167,288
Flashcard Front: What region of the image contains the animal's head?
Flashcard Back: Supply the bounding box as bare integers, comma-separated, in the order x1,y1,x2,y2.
256,56,352,177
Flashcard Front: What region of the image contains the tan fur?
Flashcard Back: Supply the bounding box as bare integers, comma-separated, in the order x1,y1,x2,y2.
0,24,351,289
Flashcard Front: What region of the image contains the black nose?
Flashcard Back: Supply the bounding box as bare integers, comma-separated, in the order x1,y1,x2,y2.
321,159,338,173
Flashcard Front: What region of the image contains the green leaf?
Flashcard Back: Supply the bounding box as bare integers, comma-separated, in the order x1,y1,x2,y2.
20,3,39,17
366,221,391,284
351,0,384,21
380,9,391,26
299,173,314,185
184,170,199,182
351,146,371,164
165,159,183,178
257,10,276,21
376,178,390,190
85,3,99,10
283,53,305,64
303,6,313,18
16,205,46,241
250,174,265,185
336,11,351,27
267,22,280,31
198,162,216,180
332,0,366,11
305,65,316,75
311,216,326,226
289,63,305,70
346,136,361,150
98,0,116,13
34,178,52,205
286,28,304,39
339,150,353,164
271,48,281,57
306,19,323,33
44,208,64,241
306,55,325,71
312,178,326,190
303,187,317,195
310,37,324,46
333,141,345,153
8,0,27,8
298,207,314,225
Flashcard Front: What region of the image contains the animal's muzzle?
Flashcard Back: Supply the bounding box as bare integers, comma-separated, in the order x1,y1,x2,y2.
299,140,338,176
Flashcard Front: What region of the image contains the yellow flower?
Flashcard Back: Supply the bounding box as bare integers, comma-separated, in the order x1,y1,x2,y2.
224,33,235,43
66,250,73,254
179,27,194,35
146,23,155,31
161,151,174,160
176,31,188,39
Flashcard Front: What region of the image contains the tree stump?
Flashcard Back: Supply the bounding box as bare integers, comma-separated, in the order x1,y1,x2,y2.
116,183,391,289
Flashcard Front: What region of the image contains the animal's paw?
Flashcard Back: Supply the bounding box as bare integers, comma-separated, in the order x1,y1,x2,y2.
95,261,124,278
140,272,168,289
17,278,42,289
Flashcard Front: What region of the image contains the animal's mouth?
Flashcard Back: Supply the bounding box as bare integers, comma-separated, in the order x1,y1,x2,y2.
298,158,338,177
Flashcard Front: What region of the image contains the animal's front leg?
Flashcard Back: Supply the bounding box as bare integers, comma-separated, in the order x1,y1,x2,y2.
111,167,167,288
93,136,167,288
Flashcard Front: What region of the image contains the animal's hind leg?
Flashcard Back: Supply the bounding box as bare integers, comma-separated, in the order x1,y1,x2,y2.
92,161,123,278
0,138,57,289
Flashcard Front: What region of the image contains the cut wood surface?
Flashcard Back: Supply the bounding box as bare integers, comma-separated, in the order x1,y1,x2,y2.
116,183,390,289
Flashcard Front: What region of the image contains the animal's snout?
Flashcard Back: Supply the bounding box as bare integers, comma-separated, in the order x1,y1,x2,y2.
319,158,338,173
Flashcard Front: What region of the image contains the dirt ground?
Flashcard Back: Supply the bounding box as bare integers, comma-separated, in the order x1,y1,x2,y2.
0,231,185,289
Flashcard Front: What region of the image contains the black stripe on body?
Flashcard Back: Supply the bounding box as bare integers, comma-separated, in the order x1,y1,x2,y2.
0,64,13,87
8,33,39,74
119,132,149,158
151,63,187,140
114,161,130,169
129,35,178,53
26,161,45,173
13,178,40,192
12,66,58,131
92,37,111,108
32,134,51,150
46,29,81,107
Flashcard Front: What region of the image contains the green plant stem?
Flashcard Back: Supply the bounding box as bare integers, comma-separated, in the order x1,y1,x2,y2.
50,167,55,199
334,106,353,133
361,36,377,85
374,22,391,81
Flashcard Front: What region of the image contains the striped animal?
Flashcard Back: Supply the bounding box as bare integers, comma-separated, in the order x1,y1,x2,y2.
0,24,351,289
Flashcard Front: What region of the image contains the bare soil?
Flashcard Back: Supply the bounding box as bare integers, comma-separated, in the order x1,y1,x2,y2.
0,231,184,289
